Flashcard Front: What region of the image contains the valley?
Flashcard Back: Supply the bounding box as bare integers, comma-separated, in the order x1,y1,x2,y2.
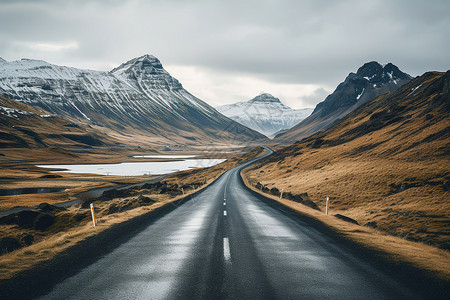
0,55,448,298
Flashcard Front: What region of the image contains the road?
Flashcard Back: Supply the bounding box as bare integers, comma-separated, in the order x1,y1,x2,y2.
31,149,434,299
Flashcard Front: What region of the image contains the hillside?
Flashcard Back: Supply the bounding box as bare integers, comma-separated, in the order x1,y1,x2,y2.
275,61,412,142
0,55,266,148
0,95,117,149
244,70,450,250
216,93,312,138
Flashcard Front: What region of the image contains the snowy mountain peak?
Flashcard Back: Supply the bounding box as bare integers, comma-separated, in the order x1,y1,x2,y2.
350,61,412,84
111,54,182,90
0,57,6,63
249,93,282,104
217,95,312,138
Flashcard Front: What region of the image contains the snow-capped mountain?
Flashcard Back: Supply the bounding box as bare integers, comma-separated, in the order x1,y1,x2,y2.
275,61,412,142
0,55,265,146
216,93,313,138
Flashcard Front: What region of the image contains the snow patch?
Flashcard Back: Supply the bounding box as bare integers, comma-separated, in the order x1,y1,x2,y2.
356,88,365,100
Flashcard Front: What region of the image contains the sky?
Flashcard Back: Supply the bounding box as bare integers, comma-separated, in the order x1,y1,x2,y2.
0,0,449,109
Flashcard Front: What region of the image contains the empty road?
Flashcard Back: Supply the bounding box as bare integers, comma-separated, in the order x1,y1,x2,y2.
19,149,440,299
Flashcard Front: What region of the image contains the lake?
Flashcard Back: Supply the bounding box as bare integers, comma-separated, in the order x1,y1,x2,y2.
36,158,226,176
132,155,197,159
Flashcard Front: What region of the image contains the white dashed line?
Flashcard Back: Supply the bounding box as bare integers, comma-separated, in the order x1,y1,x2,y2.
223,202,226,206
223,237,231,262
223,210,227,216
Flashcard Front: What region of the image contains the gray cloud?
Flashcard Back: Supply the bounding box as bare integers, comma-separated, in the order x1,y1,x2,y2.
0,0,449,107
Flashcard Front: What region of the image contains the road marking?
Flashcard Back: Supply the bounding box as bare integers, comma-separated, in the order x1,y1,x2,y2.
223,202,226,206
224,210,227,216
223,237,231,262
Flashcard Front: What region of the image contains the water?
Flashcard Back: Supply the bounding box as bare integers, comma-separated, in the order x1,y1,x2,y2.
133,155,197,159
36,158,226,176
0,187,65,196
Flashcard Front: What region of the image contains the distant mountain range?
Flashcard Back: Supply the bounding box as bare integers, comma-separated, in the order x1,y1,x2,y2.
275,61,413,141
0,55,266,148
216,93,312,138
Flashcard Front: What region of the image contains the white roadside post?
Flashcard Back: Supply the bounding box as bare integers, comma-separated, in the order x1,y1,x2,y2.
90,203,97,226
326,197,330,215
280,189,284,199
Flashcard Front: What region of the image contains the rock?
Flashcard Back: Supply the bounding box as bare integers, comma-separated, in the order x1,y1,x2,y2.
334,214,359,225
137,195,155,204
302,200,320,211
0,213,18,225
17,210,40,228
0,237,22,255
37,202,65,212
101,188,135,200
365,221,378,228
269,187,280,196
21,234,34,246
33,213,55,231
40,174,63,178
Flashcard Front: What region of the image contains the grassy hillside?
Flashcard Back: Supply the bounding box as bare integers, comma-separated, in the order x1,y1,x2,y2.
244,71,450,250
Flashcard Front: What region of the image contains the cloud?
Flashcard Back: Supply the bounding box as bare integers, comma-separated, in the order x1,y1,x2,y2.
0,0,449,107
165,64,331,109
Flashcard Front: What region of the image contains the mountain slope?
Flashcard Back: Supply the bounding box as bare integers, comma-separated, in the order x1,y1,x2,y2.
0,94,114,149
245,70,450,250
0,55,266,147
275,61,412,142
216,93,312,138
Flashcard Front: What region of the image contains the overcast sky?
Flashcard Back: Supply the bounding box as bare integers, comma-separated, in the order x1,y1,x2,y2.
1,0,449,109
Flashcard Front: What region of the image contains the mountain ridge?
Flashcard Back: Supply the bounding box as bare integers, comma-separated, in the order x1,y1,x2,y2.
275,61,412,142
0,55,266,147
217,93,312,138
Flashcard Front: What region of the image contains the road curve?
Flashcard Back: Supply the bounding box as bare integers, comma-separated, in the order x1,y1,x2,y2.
6,148,445,299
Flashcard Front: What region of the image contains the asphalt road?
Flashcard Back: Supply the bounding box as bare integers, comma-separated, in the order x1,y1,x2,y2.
25,149,440,299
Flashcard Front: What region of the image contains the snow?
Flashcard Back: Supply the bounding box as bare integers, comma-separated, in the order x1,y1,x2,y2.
0,56,225,129
0,106,34,118
217,96,313,138
356,88,365,100
407,84,423,96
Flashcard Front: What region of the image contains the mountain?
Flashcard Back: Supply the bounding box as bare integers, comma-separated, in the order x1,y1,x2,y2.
245,70,450,250
275,61,412,142
216,93,313,138
0,55,266,147
0,94,113,149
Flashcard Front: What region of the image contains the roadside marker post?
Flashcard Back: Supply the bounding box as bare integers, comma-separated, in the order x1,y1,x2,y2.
90,203,97,226
326,197,330,215
280,189,284,199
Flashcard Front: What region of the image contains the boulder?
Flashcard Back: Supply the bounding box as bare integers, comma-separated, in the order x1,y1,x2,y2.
17,210,40,228
37,202,65,212
33,213,55,231
21,234,34,246
0,237,22,255
334,214,359,225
